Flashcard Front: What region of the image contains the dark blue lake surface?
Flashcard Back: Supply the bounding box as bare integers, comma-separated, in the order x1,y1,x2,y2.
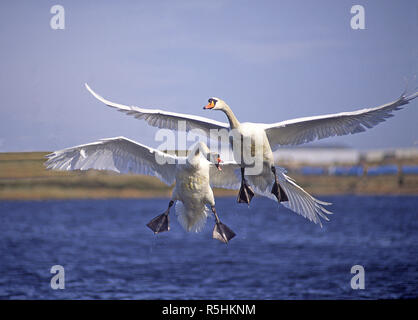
0,196,417,299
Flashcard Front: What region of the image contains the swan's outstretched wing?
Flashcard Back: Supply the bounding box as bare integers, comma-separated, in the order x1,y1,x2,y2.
209,161,241,189
85,84,229,134
45,137,177,185
210,162,332,226
276,168,332,227
245,166,332,226
264,91,418,148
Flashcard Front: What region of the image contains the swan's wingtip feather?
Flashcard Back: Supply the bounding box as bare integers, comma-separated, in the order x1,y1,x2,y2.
84,82,95,94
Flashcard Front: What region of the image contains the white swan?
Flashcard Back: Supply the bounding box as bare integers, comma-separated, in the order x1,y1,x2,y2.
85,83,417,223
201,91,417,204
45,137,237,243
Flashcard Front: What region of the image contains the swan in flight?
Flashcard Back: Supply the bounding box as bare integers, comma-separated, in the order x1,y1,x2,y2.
201,90,417,203
45,138,237,243
84,83,417,208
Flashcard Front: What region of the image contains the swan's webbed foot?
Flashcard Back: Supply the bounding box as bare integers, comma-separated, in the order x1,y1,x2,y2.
147,213,169,234
271,166,288,203
237,168,254,204
211,206,236,244
271,180,288,203
237,180,255,204
213,222,236,244
146,200,174,234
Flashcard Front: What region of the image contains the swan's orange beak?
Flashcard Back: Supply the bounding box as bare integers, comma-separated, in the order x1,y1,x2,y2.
203,101,215,110
216,156,222,171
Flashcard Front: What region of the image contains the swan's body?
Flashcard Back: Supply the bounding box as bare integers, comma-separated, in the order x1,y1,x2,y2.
85,83,418,226
232,121,275,164
172,150,215,232
45,137,236,241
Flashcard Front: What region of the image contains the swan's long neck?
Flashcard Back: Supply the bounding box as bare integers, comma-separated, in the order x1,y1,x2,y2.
187,142,211,164
222,104,240,129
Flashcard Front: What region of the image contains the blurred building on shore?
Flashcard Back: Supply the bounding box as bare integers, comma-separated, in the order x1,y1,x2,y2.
273,145,360,167
273,144,418,176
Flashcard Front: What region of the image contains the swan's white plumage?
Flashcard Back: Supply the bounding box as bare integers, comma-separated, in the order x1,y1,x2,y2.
85,84,228,135
45,137,228,232
175,201,210,233
215,162,332,226
276,169,332,227
45,136,177,185
208,161,241,190
45,136,332,226
86,83,417,150
264,92,418,148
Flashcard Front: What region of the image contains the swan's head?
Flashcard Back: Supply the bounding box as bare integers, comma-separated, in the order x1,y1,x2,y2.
189,141,223,170
213,153,222,171
203,97,228,111
201,149,223,171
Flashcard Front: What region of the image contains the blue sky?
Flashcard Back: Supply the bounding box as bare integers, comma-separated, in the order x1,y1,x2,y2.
0,0,417,152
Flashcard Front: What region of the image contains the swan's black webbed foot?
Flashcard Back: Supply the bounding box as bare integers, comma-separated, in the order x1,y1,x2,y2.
237,167,254,204
147,200,174,234
237,180,255,204
213,222,236,244
147,213,169,234
271,167,288,203
271,181,288,203
211,206,236,244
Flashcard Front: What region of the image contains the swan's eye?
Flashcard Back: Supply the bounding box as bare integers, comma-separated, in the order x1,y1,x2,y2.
207,99,215,107
208,98,217,105
204,98,217,110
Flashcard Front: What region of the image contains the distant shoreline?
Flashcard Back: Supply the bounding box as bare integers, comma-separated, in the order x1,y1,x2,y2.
1,152,417,200
1,193,418,202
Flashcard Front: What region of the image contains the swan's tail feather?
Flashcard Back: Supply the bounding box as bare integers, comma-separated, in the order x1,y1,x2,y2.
175,201,209,233
247,165,333,227
277,169,333,227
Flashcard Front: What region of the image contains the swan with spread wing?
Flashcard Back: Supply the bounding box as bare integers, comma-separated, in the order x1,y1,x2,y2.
45,138,237,243
85,83,417,206
45,135,334,228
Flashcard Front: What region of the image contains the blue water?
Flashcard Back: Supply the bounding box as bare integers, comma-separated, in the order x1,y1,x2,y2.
0,196,417,299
